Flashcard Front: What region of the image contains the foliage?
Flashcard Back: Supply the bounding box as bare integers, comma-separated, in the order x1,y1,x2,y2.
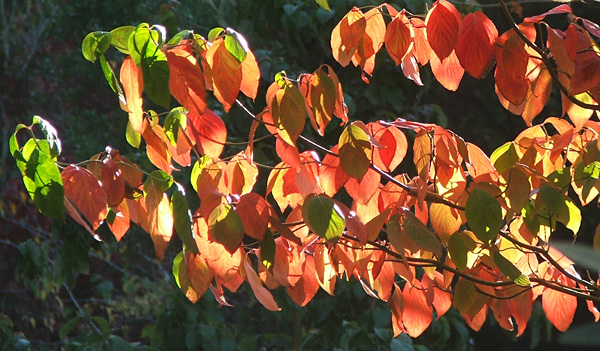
6,0,600,349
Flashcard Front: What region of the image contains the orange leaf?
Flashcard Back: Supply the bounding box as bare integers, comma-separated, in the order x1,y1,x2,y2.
276,136,302,171
62,165,107,231
120,56,144,133
510,288,533,336
187,252,213,298
188,109,227,159
344,168,380,205
236,193,270,241
144,181,174,260
319,146,349,197
240,49,260,100
371,124,408,172
331,7,366,67
204,38,242,112
101,158,126,208
425,0,461,61
351,7,386,77
430,50,464,91
107,200,130,242
142,121,173,174
466,142,499,184
166,47,206,115
411,18,431,65
402,282,433,337
385,10,412,66
287,254,320,307
243,255,281,311
194,217,243,283
495,31,530,106
306,67,336,135
388,285,406,336
455,11,498,79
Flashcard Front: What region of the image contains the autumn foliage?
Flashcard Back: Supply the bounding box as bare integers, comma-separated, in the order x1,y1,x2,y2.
10,1,600,338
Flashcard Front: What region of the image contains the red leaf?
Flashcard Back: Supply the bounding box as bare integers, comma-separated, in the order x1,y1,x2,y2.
204,38,242,112
385,10,412,66
455,11,498,79
62,165,107,231
166,47,207,115
101,158,125,208
430,50,464,91
425,0,462,61
495,31,530,105
402,282,433,337
523,4,572,23
188,109,227,159
510,289,533,336
276,136,302,171
120,56,144,133
236,193,270,241
371,124,408,172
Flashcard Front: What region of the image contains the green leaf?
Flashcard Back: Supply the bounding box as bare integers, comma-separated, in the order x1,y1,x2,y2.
99,54,125,105
492,247,530,286
224,28,248,63
448,231,476,272
168,29,192,45
208,204,245,254
547,168,570,190
302,194,345,242
9,123,28,161
171,184,198,254
338,123,372,181
110,26,135,54
259,230,276,270
128,23,152,65
315,0,331,11
144,170,172,192
538,184,581,235
141,48,171,108
386,214,404,254
17,139,64,219
402,211,442,258
125,121,141,148
164,107,187,146
81,31,111,63
208,27,224,42
490,142,519,174
172,250,184,288
59,317,80,340
465,187,503,244
32,115,61,159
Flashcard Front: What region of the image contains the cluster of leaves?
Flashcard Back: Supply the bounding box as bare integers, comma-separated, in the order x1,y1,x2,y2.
9,0,600,342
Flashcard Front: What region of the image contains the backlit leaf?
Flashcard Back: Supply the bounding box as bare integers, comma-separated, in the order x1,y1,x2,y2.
402,211,443,258
266,77,306,146
542,280,577,331
171,184,199,254
82,31,111,63
465,187,502,244
338,122,372,181
302,194,345,242
425,0,461,61
205,38,242,112
144,180,174,259
224,28,248,63
188,109,227,159
110,26,134,54
236,193,270,241
430,50,464,91
62,165,107,230
403,283,433,338
492,247,530,286
331,7,366,67
120,56,144,134
385,10,412,66
537,184,581,235
208,203,245,254
166,47,206,115
243,255,281,311
102,158,125,208
455,11,498,79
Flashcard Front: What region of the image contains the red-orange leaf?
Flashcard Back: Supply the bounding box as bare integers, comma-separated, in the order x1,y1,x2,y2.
371,124,408,172
243,255,281,311
287,254,320,307
331,7,366,67
101,158,125,208
411,18,431,65
402,282,433,337
205,38,242,112
187,252,213,298
352,7,386,77
425,0,462,61
523,4,572,23
107,201,130,242
276,135,302,171
120,56,144,133
495,31,530,106
240,49,260,100
319,146,349,197
344,168,380,205
455,11,498,79
542,282,576,331
236,193,270,241
62,165,108,231
166,47,206,115
430,50,464,91
142,121,173,174
385,10,412,66
188,109,226,159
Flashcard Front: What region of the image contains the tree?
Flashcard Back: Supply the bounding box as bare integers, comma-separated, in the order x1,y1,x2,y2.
9,0,600,341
